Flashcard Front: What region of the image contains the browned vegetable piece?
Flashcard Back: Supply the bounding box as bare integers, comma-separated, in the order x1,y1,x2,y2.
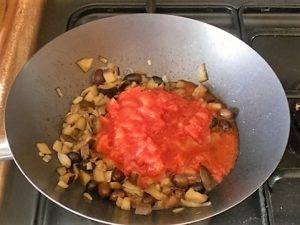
109,182,122,189
79,100,95,109
88,138,96,150
164,195,180,208
92,69,105,85
219,108,233,119
135,203,152,215
179,80,197,97
97,182,111,198
110,190,125,201
172,174,189,188
203,92,216,103
128,172,138,184
111,168,125,182
187,173,201,185
142,193,155,205
199,167,216,192
128,195,142,209
198,63,208,83
174,189,185,199
80,144,90,160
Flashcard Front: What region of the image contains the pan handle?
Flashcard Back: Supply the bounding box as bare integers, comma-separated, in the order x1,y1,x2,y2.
0,137,12,161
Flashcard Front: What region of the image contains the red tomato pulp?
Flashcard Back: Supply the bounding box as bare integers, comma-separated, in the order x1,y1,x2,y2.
97,87,238,187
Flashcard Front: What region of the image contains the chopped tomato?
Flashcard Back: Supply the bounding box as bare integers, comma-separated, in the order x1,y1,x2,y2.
97,87,238,187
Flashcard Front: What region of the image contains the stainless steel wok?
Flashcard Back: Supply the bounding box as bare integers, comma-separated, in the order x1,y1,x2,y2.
2,14,290,224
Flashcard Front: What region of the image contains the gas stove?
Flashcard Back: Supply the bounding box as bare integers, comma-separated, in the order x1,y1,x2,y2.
1,1,300,225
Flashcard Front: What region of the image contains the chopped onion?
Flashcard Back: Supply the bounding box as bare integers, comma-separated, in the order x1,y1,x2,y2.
121,197,131,210
185,188,208,204
172,208,185,213
36,143,52,155
77,57,93,72
181,199,210,208
99,56,108,64
57,180,69,189
42,155,52,162
135,203,152,215
56,166,67,176
145,185,167,200
73,96,83,104
198,63,208,83
53,140,63,152
83,192,93,201
57,152,71,168
55,87,63,97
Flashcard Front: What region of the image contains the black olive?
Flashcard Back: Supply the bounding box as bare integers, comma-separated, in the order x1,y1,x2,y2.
191,182,205,194
78,160,94,171
172,174,189,188
124,73,143,83
86,180,98,193
219,119,231,131
152,76,163,85
118,80,131,92
98,87,118,98
67,152,82,164
67,174,75,185
97,182,111,198
111,168,125,182
92,69,105,85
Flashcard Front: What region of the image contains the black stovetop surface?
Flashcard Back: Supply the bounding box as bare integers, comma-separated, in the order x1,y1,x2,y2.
1,1,300,225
